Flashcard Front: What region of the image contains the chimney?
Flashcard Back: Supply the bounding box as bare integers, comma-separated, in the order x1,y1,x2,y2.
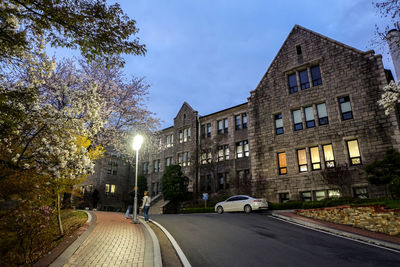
387,29,400,81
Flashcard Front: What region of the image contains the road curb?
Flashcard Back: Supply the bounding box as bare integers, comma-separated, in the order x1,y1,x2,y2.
149,219,192,267
139,217,163,267
50,210,97,267
270,212,400,252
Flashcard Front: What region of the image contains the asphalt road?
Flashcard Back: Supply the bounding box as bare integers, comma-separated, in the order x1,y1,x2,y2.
151,212,400,267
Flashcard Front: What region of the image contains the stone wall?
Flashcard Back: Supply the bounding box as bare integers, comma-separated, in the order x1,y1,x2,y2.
297,205,400,236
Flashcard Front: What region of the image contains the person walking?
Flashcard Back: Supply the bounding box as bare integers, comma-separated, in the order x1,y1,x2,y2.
140,191,151,222
125,190,134,219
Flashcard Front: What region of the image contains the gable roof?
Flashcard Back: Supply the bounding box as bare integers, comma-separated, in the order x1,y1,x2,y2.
255,25,372,90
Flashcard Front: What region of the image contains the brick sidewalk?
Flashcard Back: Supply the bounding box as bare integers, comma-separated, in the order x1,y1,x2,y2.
63,211,145,267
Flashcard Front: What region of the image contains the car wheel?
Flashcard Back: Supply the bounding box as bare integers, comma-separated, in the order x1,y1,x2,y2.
217,206,224,214
244,205,252,214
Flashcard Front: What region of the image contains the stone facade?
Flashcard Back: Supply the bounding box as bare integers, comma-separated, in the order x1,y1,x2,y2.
78,25,400,209
141,102,251,197
297,205,400,236
248,25,400,202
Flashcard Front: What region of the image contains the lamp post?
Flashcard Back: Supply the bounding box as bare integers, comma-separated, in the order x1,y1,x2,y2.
132,134,143,224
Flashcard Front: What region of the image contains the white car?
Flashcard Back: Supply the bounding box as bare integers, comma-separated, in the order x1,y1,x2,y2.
215,195,268,214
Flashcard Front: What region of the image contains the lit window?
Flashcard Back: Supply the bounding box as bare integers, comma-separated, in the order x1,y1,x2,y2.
297,149,307,172
328,189,340,198
244,140,249,157
317,103,329,125
304,106,315,128
275,113,283,135
217,146,224,162
310,146,321,170
179,130,183,143
278,152,287,175
311,65,322,86
288,73,298,93
322,144,335,168
339,96,353,120
299,69,310,90
105,183,110,193
236,141,243,158
224,145,230,160
178,153,183,166
346,139,361,165
314,190,325,201
184,129,188,142
293,109,303,131
105,184,116,194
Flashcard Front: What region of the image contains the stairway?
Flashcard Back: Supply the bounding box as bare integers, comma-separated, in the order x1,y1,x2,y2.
149,194,169,214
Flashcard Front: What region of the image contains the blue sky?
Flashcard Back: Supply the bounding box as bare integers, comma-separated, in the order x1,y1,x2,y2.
52,0,395,129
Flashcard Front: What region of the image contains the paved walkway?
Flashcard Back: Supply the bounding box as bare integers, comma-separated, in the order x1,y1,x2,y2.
63,212,146,267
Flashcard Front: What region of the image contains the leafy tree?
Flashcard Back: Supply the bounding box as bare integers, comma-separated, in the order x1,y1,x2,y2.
0,0,146,66
320,164,353,197
365,149,400,198
162,165,189,201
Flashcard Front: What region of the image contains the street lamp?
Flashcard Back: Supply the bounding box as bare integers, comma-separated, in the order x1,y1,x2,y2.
132,134,143,223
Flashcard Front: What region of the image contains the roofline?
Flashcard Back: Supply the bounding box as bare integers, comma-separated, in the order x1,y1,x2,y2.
199,102,248,119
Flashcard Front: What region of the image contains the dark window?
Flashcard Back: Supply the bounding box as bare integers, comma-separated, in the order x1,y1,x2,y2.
218,120,223,134
304,106,315,128
311,65,322,86
296,45,302,55
317,103,329,125
299,69,310,90
275,113,284,135
353,187,368,199
279,193,289,203
242,113,247,129
339,96,353,120
292,109,303,131
278,152,287,175
224,118,228,133
207,123,211,137
288,73,298,93
235,115,241,130
201,125,206,139
301,191,312,202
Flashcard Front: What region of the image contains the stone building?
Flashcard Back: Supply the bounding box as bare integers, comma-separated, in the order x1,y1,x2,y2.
77,25,400,209
141,102,251,197
248,25,400,202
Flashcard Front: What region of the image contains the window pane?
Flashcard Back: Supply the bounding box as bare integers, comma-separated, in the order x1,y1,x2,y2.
347,140,360,158
218,120,223,131
305,107,314,121
288,73,298,93
110,184,115,193
328,189,340,198
315,190,325,201
311,66,322,86
244,140,249,157
293,109,302,123
278,152,287,168
340,102,352,113
323,144,334,161
242,113,247,128
275,114,283,128
298,149,307,165
235,115,241,130
310,147,320,163
317,103,327,118
299,69,310,89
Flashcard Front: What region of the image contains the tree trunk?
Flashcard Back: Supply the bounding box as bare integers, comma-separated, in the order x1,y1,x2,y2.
57,192,64,236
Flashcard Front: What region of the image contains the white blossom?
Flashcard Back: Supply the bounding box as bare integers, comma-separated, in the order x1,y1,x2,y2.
378,80,400,115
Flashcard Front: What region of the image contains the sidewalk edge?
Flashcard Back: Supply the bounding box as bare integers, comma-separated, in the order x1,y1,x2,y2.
139,217,162,267
50,210,97,267
270,212,400,252
150,219,192,267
